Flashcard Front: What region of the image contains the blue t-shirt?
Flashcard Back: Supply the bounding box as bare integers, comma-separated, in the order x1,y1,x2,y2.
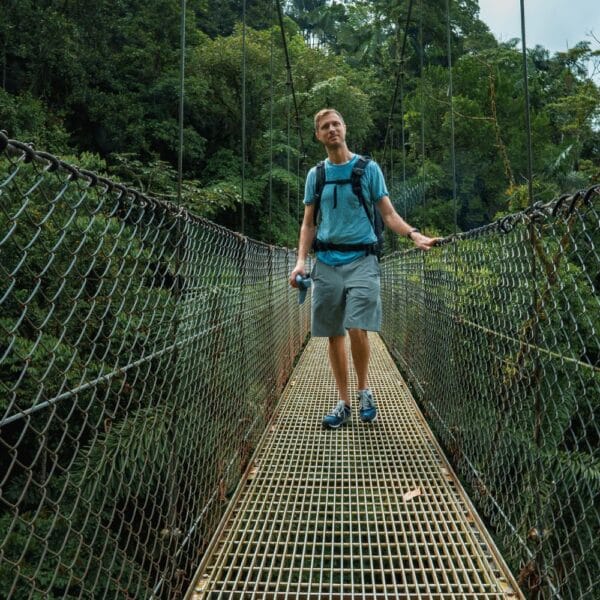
304,155,388,265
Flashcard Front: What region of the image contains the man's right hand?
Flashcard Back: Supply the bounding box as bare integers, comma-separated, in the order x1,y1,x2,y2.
289,265,306,288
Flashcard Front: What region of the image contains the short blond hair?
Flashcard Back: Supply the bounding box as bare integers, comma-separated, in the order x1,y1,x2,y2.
314,108,345,131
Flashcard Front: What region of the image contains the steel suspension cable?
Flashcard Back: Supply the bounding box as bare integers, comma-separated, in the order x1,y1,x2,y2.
241,0,247,233
269,8,275,237
177,0,187,205
400,73,406,209
287,92,291,218
445,0,457,235
444,3,461,543
383,0,414,156
419,0,426,206
275,0,306,158
520,2,535,210
170,9,187,590
297,145,301,230
390,125,394,199
519,0,550,593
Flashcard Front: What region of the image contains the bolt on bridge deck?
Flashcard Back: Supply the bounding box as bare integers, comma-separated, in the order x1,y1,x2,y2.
189,334,522,599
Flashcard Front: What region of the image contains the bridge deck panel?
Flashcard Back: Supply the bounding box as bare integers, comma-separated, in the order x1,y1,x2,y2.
189,335,521,599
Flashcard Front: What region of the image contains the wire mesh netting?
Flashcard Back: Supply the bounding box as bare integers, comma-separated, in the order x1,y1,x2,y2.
1,131,598,600
0,135,310,599
380,186,599,599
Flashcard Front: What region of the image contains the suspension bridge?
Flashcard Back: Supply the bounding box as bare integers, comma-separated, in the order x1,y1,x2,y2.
1,0,599,599
0,134,598,598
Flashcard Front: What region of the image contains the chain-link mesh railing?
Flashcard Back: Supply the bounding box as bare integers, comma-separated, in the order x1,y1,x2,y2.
0,134,310,599
380,186,599,599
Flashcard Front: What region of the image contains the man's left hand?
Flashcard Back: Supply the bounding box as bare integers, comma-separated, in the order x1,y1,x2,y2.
412,232,441,251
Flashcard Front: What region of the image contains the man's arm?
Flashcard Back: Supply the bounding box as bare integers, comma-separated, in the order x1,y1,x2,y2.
376,196,439,250
289,204,316,287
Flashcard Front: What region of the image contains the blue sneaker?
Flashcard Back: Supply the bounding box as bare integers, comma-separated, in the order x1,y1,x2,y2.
358,389,377,422
322,401,351,429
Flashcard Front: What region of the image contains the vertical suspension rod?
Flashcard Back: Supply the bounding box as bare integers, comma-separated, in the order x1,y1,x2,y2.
419,0,425,204
241,0,247,233
383,0,414,154
520,2,548,595
445,0,457,234
177,0,187,205
520,1,535,208
269,10,275,236
275,0,305,157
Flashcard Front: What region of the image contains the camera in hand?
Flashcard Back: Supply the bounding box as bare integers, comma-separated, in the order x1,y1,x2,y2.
295,274,311,304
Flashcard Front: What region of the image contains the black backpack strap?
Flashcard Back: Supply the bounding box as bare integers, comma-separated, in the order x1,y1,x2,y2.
312,161,326,226
351,155,385,259
313,239,379,254
351,156,373,227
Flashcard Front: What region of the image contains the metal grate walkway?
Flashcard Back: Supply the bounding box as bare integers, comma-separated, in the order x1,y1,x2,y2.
188,334,522,599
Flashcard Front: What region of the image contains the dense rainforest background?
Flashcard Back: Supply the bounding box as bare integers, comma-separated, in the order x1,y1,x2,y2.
1,0,598,246
1,2,599,598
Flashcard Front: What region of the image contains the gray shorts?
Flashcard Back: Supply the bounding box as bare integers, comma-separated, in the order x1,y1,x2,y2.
310,254,382,337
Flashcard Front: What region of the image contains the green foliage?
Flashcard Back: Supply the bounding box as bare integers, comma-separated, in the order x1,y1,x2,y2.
1,3,599,596
2,1,597,241
0,90,71,151
184,181,243,218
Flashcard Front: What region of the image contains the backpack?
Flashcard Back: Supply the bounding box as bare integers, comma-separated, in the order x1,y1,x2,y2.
311,155,384,258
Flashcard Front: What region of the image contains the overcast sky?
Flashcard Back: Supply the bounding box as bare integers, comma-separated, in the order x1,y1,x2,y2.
477,0,600,53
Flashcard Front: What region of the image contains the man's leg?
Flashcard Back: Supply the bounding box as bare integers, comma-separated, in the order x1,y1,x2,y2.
348,328,370,390
328,335,349,404
348,328,377,422
322,335,352,429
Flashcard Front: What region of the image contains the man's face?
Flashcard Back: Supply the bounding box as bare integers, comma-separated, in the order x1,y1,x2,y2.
315,112,346,149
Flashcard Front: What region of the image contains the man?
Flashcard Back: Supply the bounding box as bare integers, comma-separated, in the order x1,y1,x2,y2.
289,108,438,429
